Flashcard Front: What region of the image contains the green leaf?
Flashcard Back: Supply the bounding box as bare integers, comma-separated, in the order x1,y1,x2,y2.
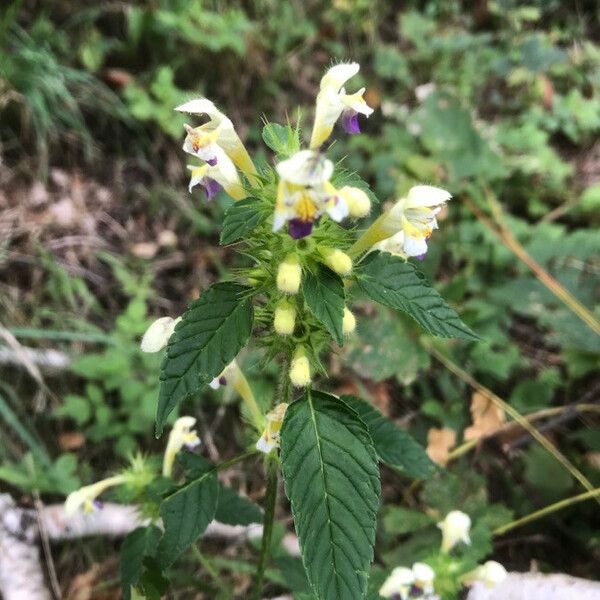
220,198,269,245
382,507,435,535
120,526,162,600
155,282,254,436
157,471,219,567
215,485,263,526
346,307,430,385
136,558,169,600
262,122,300,157
280,390,380,600
303,265,345,346
340,395,437,479
355,252,478,341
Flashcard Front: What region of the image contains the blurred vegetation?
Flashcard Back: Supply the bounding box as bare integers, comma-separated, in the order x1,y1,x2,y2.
1,0,599,597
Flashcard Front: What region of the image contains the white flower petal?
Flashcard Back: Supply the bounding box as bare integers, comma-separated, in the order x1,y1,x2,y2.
326,196,349,222
406,185,452,208
276,150,334,187
403,235,428,257
320,62,360,92
256,436,275,454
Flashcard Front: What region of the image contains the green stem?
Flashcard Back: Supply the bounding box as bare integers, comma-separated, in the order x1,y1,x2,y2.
253,454,279,600
192,545,226,594
216,449,258,472
493,487,600,537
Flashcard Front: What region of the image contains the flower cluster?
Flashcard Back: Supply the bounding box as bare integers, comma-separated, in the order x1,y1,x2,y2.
379,562,436,600
142,61,452,444
379,510,507,599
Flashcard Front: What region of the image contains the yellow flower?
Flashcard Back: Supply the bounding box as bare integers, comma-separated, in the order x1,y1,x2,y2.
64,474,127,515
273,151,349,238
350,184,452,258
342,307,356,334
464,561,507,588
319,247,352,275
290,347,311,387
310,62,374,149
162,416,201,477
256,403,289,454
438,510,471,553
208,360,263,432
412,562,435,594
277,256,302,294
379,567,414,600
338,186,371,218
176,98,257,183
140,316,181,353
274,300,296,335
187,147,246,201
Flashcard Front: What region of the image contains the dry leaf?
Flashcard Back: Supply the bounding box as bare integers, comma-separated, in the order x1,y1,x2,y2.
464,392,505,441
427,427,456,466
58,431,85,451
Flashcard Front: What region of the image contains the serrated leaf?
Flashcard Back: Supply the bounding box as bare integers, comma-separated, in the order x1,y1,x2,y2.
340,395,437,479
155,282,253,435
120,526,162,600
303,265,345,345
215,485,263,525
220,198,269,245
157,470,219,567
355,252,478,341
262,122,300,157
280,390,381,600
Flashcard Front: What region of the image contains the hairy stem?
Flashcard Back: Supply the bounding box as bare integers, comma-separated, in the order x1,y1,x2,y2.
493,487,600,537
252,455,279,600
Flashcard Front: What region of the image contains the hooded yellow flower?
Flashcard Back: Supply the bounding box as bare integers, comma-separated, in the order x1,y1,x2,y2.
437,509,471,553
310,62,374,149
162,416,201,477
187,146,246,201
274,150,348,238
176,97,257,184
256,403,289,454
350,185,451,258
64,474,127,515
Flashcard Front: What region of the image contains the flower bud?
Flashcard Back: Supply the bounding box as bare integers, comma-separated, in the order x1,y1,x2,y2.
320,247,352,275
290,347,311,387
342,307,356,334
339,186,371,218
437,510,471,553
277,255,302,294
274,301,296,335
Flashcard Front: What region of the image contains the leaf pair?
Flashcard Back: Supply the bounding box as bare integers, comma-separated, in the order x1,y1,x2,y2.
280,390,435,600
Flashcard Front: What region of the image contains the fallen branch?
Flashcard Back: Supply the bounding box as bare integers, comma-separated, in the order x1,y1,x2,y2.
0,494,298,600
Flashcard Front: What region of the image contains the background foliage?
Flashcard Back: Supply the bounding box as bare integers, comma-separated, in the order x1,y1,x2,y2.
1,0,599,597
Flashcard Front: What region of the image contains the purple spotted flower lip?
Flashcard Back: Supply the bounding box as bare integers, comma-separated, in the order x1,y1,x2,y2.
416,253,426,261
206,157,218,166
342,110,360,135
93,499,104,510
288,218,314,240
219,376,227,386
203,177,222,200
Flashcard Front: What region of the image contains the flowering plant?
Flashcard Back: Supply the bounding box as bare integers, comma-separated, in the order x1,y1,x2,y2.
96,62,480,599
